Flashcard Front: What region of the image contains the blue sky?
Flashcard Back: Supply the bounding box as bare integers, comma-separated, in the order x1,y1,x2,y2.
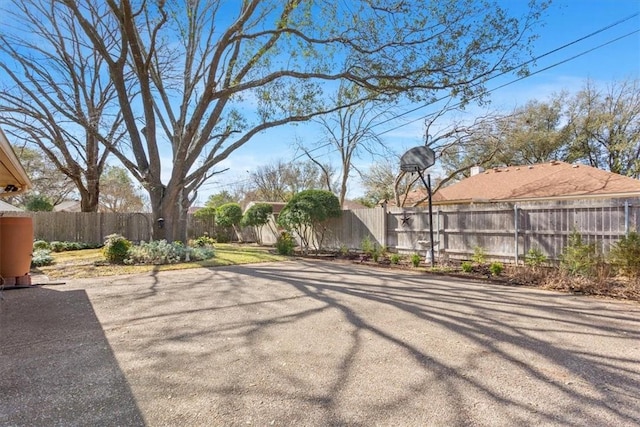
198,0,640,203
0,0,637,205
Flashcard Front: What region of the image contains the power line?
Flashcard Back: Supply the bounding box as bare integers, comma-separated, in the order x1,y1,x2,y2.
201,15,639,192
370,12,640,129
376,28,640,138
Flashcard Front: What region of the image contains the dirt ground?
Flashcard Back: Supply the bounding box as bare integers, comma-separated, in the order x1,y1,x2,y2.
2,259,640,426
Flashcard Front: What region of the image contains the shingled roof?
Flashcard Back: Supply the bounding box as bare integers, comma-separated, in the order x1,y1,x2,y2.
396,161,640,206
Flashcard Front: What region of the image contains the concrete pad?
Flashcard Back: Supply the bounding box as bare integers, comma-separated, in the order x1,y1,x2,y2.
0,286,144,426
2,260,640,426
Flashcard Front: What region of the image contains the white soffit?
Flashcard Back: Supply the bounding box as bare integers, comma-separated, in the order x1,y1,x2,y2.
0,127,32,196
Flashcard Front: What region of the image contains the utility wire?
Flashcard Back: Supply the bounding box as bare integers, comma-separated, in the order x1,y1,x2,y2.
370,12,640,129
200,15,640,192
377,28,640,138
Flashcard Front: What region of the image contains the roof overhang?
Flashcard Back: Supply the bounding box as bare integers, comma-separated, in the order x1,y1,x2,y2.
0,127,31,197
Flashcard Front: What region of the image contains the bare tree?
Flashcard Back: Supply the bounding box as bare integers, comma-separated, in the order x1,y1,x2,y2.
359,157,414,207
0,2,125,211
3,0,548,240
7,145,76,208
247,159,332,203
566,79,640,178
99,165,145,212
390,111,506,206
304,83,392,207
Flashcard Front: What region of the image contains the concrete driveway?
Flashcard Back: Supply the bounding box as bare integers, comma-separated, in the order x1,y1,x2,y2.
1,260,639,426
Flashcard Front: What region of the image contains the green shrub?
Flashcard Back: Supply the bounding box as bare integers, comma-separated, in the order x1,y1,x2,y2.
275,231,296,256
31,249,54,267
525,247,547,267
410,253,421,267
371,246,381,263
390,254,401,264
241,203,273,227
472,246,486,264
461,261,473,273
609,232,640,277
189,246,216,261
560,231,600,277
33,240,50,250
62,241,83,251
489,262,504,276
361,235,374,255
192,234,217,247
47,241,96,252
49,241,65,252
339,244,349,256
124,240,185,265
102,234,132,264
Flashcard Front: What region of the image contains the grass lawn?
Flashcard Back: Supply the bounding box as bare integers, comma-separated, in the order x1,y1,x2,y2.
35,244,288,279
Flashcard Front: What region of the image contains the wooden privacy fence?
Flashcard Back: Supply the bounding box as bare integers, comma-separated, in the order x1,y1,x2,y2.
4,197,638,263
390,198,640,263
1,212,216,245
222,198,640,263
246,207,388,249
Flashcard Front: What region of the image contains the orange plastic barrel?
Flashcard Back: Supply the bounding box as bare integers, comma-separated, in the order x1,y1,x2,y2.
0,216,34,278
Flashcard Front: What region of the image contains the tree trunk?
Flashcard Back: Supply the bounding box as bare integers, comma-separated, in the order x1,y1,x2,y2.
149,182,192,243
79,187,100,212
75,175,100,212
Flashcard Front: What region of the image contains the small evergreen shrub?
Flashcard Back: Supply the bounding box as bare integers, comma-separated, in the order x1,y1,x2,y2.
275,231,296,256
361,235,374,256
103,234,132,264
339,244,349,256
371,246,381,263
49,241,65,252
472,246,486,264
47,241,97,252
192,234,217,247
560,231,600,277
390,254,400,265
608,232,640,277
410,253,421,267
62,241,83,251
461,261,473,273
31,249,54,267
33,240,50,250
489,262,504,276
525,247,547,268
189,246,216,261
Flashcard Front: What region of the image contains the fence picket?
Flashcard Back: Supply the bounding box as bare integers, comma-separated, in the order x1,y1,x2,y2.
5,197,637,263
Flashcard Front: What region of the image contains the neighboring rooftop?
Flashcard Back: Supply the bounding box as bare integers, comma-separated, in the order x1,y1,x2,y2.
53,200,82,212
395,161,640,206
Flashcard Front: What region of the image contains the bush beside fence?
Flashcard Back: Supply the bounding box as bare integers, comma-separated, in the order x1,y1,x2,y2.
4,197,638,263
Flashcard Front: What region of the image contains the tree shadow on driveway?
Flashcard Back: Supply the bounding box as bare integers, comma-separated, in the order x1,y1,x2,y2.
83,260,640,426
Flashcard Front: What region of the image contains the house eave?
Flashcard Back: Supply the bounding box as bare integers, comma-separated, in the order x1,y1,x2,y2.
0,127,32,197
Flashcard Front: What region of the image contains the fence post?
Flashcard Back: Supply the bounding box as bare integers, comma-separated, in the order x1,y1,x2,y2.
514,204,519,265
625,200,630,236
380,206,387,249
436,208,440,260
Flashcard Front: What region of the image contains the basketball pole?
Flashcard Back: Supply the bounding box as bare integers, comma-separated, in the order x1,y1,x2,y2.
416,169,435,267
